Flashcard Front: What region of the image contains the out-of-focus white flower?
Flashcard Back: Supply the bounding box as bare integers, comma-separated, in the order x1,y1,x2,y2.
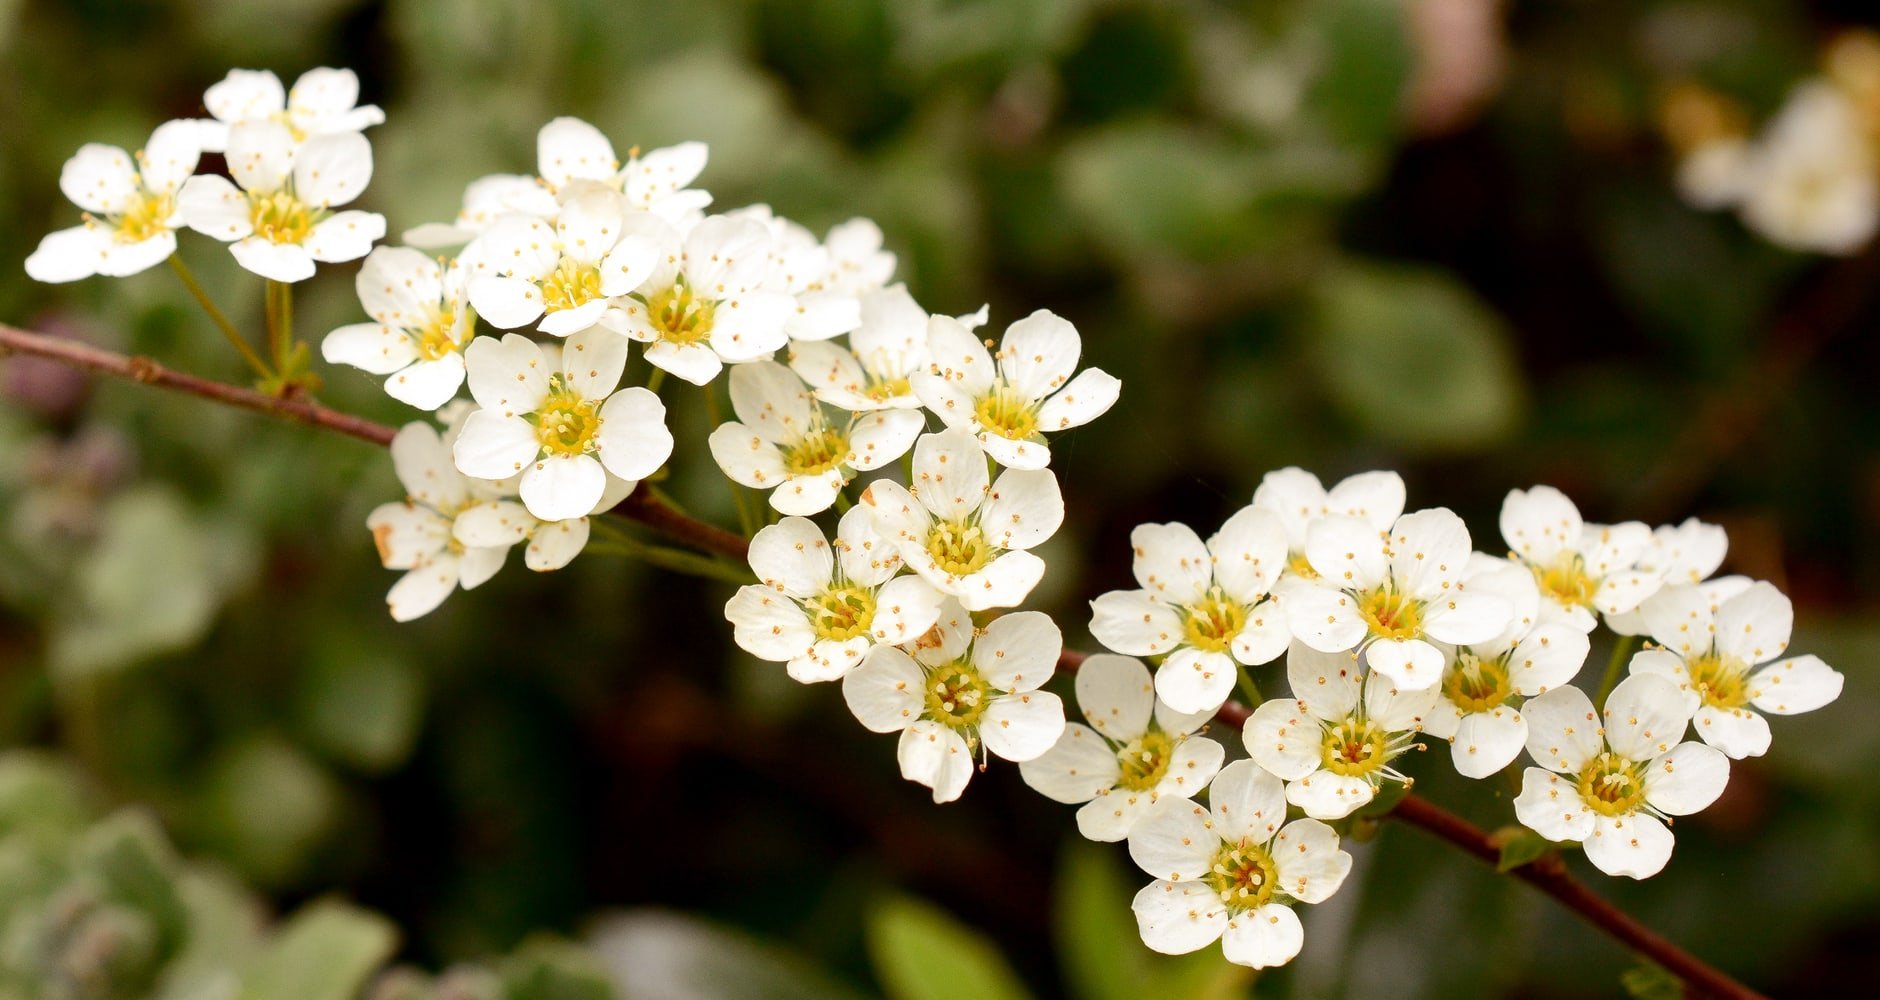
1088,507,1292,715
26,121,201,283
861,427,1064,611
706,361,923,515
1020,654,1224,842
465,190,658,337
322,246,475,409
1242,644,1438,819
790,285,932,411
842,602,1065,802
1605,517,1730,636
1285,507,1512,690
1677,138,1755,209
536,119,711,223
912,310,1120,469
723,509,945,682
178,121,383,282
1737,82,1879,255
1515,674,1727,879
1628,581,1843,758
403,174,552,248
1126,760,1351,969
1251,467,1405,587
1498,486,1658,633
451,330,672,521
198,67,384,152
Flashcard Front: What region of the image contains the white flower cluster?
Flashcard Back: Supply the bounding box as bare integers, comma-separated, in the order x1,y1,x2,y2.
1007,469,1841,970
1670,31,1880,255
26,67,385,284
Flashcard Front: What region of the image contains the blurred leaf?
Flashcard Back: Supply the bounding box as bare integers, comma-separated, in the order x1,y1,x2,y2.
196,736,341,889
1308,260,1526,452
1302,0,1412,155
156,868,266,1000
0,751,94,845
499,938,614,1000
589,910,866,1000
1054,842,1250,1000
1491,826,1555,873
238,899,397,1000
75,809,189,962
868,896,1033,1000
296,643,425,773
48,487,223,679
1619,961,1683,1000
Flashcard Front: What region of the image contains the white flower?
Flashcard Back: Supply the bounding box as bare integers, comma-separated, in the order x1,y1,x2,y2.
1088,507,1292,715
403,173,554,249
1605,517,1730,636
465,189,658,336
819,218,896,297
1020,654,1225,842
1125,760,1351,970
706,361,923,515
911,310,1120,469
861,427,1064,611
1285,507,1513,690
1628,581,1844,758
1676,138,1754,209
842,602,1065,803
726,205,864,343
451,329,672,521
723,509,945,682
178,121,384,282
1737,82,1879,255
25,121,201,283
536,118,711,225
605,214,796,385
1242,644,1438,819
1421,619,1591,779
198,67,384,151
1251,467,1406,587
1499,486,1660,632
1515,674,1728,879
789,285,932,411
322,246,475,409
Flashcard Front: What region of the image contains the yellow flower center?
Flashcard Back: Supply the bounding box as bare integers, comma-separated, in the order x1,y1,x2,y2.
1207,839,1279,911
249,190,315,245
1531,553,1598,611
1686,652,1750,709
783,424,849,477
1358,586,1423,641
807,584,875,643
1320,719,1390,777
1576,752,1648,817
644,280,717,346
541,258,604,313
863,375,913,404
1286,550,1318,581
1441,650,1513,714
1115,729,1175,793
1181,590,1246,653
114,192,173,243
416,308,464,361
533,381,601,457
972,381,1039,441
927,520,990,576
924,661,991,731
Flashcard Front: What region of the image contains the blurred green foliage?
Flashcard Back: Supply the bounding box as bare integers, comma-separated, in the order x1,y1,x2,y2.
1,0,1877,996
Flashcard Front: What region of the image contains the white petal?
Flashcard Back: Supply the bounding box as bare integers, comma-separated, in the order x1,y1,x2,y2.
469,275,547,330
177,175,252,242
1127,798,1218,881
1420,592,1513,647
205,68,285,123
837,504,902,586
844,410,923,472
998,309,1082,401
1520,684,1603,773
1713,581,1793,666
554,188,627,265
1692,704,1771,759
1220,905,1303,971
366,502,449,569
1241,700,1321,781
1324,471,1406,532
1156,736,1225,798
707,422,789,490
1089,590,1185,659
1388,507,1474,599
1449,708,1527,779
1272,818,1351,904
973,611,1061,693
24,225,110,283
1035,367,1121,432
1506,624,1591,695
981,468,1064,551
843,646,924,732
386,558,460,622
1645,741,1730,815
1250,467,1327,547
922,314,997,397
1130,880,1227,956
1512,768,1595,843
746,517,834,599
226,120,295,193
464,333,550,415
1077,793,1156,843
1363,669,1442,730
724,585,815,661
1747,654,1843,715
981,690,1065,762
323,321,417,375
1229,600,1290,666
1074,654,1156,743
1154,648,1236,715
96,232,176,277
452,410,540,480
1365,638,1445,691
595,387,673,482
525,516,590,571
229,238,315,283
1284,642,1362,721
1602,674,1694,761
1208,506,1289,604
707,291,794,362
386,356,468,411
1208,759,1288,843
642,339,722,385
1304,514,1388,591
1018,723,1121,804
727,360,817,443
305,211,385,263
1500,486,1583,565
294,132,373,207
59,143,139,214
1130,522,1214,604
896,721,974,803
1583,813,1674,880
537,116,618,188
910,427,990,523
518,454,606,522
452,500,534,547
1285,771,1374,820
457,545,508,589
390,421,467,510
870,575,945,647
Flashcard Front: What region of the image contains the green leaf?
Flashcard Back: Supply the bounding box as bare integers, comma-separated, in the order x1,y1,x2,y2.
1619,961,1684,1000
238,900,397,1000
589,910,866,1000
868,896,1034,1000
195,736,341,889
1302,0,1413,155
296,643,425,773
1053,843,1251,1000
1309,261,1526,452
499,938,614,1000
1490,826,1555,873
74,810,189,963
0,751,95,844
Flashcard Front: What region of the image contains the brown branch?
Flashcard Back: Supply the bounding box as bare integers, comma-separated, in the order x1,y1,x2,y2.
1389,795,1764,1000
0,319,1763,999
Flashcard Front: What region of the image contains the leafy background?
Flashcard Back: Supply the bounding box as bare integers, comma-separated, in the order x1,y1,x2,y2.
1,0,1877,996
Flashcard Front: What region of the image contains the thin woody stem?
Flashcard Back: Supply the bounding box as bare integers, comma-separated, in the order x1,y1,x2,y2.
0,319,1766,1000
